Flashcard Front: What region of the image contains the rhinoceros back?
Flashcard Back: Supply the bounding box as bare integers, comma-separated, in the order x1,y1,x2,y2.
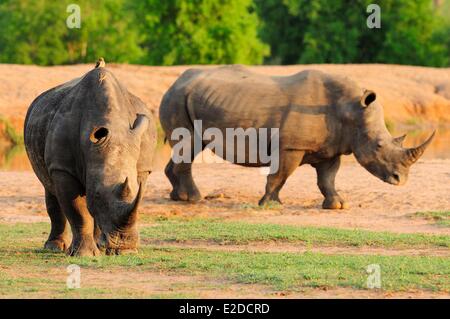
24,78,81,191
160,65,287,138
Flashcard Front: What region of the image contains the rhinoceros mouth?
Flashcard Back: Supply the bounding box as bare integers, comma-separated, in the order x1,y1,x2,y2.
99,228,140,253
94,181,143,254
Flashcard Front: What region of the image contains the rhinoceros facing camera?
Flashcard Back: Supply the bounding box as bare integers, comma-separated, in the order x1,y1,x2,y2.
24,61,156,256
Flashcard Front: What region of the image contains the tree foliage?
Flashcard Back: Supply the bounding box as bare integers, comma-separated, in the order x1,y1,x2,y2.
0,0,448,66
0,0,143,65
256,0,449,66
131,0,269,65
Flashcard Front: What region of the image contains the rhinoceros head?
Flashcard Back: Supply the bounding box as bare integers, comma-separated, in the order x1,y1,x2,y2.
351,90,434,185
81,69,150,254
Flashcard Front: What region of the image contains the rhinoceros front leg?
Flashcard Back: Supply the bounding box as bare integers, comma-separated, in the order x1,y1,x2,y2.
43,190,70,252
259,150,304,206
52,171,100,256
313,156,348,209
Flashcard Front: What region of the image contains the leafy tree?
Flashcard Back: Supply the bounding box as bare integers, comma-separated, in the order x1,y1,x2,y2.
256,0,449,66
0,0,143,65
132,0,269,65
0,0,68,65
254,0,303,64
0,0,448,67
373,0,448,66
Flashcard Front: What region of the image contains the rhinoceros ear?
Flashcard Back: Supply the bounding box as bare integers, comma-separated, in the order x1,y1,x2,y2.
361,90,377,108
131,114,148,137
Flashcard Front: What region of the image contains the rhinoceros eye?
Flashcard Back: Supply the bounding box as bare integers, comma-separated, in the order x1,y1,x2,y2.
90,127,109,144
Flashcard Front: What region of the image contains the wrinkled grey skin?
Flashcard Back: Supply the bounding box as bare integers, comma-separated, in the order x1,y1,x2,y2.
160,66,434,209
24,66,156,256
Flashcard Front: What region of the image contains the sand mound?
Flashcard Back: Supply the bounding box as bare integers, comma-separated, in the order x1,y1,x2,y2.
0,63,449,133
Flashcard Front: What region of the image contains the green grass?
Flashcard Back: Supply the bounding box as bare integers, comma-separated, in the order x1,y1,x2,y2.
439,0,450,18
384,118,395,133
240,201,282,211
0,270,114,298
139,219,450,248
404,117,422,127
2,219,449,249
0,116,23,145
412,211,450,228
80,248,449,291
0,220,449,297
1,245,449,294
155,120,166,147
0,144,26,170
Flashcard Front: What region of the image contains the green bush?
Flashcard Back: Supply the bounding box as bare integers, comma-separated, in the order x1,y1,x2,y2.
0,116,23,145
0,0,448,66
131,0,269,65
256,0,450,67
0,0,143,65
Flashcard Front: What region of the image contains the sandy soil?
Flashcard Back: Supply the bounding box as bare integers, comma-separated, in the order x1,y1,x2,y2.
142,159,450,235
1,63,450,134
0,63,449,298
0,157,449,299
143,241,450,257
1,159,449,235
2,266,448,299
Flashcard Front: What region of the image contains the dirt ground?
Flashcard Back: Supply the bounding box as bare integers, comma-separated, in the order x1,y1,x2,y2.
0,158,449,298
0,63,449,298
145,157,450,236
1,158,449,235
2,265,447,299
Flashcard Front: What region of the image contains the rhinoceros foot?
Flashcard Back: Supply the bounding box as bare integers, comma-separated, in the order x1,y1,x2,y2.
170,188,201,202
44,238,69,252
322,196,348,210
258,195,282,207
68,239,101,257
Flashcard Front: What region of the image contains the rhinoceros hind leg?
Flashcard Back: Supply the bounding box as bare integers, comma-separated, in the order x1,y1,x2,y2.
52,171,100,257
43,190,70,252
259,150,304,206
313,156,348,210
166,156,201,202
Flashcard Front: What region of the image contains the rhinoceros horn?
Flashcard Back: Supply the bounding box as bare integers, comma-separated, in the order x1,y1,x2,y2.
403,131,435,165
393,134,407,147
120,177,131,199
124,181,144,226
115,178,143,227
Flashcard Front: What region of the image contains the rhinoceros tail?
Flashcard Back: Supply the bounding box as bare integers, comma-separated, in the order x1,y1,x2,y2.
95,57,105,68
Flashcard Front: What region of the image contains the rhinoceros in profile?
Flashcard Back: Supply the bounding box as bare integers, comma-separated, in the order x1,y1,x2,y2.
159,65,434,209
24,61,156,256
